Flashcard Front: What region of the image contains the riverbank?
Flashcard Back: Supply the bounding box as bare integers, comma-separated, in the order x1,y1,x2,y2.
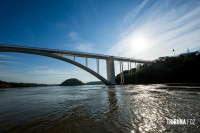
165,83,200,86
0,79,103,88
0,80,54,88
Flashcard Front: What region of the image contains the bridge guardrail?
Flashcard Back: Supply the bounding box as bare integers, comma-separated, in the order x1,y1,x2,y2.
0,44,151,63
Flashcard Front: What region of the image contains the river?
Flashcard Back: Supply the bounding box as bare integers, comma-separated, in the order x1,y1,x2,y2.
0,84,199,133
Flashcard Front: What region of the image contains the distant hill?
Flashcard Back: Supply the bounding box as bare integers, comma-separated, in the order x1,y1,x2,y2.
85,81,103,85
0,80,48,88
116,51,200,84
0,80,12,88
60,78,84,86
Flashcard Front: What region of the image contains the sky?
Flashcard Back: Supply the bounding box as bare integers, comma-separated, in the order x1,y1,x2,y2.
0,0,200,84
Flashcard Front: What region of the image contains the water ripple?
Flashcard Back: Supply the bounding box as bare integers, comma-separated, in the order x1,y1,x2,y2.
0,85,199,133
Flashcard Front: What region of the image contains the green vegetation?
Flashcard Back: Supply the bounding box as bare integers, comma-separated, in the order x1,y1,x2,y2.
116,51,200,84
0,80,48,88
3,51,199,87
0,80,12,88
60,78,84,86
0,78,102,88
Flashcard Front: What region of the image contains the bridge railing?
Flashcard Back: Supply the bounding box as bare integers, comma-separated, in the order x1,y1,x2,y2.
0,44,110,59
0,44,151,63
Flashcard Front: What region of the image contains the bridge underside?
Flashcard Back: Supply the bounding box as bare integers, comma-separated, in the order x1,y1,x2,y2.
0,46,114,85
0,45,151,85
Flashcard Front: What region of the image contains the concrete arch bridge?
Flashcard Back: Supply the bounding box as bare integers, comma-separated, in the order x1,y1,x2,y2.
0,44,151,85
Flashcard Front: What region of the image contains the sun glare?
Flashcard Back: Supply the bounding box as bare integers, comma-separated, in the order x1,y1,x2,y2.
134,35,147,52
127,33,149,53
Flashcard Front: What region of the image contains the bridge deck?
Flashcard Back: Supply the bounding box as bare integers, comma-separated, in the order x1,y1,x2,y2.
0,44,150,63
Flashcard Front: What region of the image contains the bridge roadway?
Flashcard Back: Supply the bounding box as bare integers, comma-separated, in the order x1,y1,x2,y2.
0,44,151,85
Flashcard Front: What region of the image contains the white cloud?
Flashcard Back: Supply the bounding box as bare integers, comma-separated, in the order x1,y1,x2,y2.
124,0,148,23
68,31,98,53
30,68,70,76
107,1,200,60
0,64,99,84
0,54,21,65
68,31,79,41
75,42,98,53
29,66,99,82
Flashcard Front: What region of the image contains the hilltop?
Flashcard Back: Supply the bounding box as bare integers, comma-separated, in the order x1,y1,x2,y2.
60,78,84,86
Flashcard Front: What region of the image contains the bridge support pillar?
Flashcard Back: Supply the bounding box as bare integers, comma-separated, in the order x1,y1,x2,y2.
106,56,116,85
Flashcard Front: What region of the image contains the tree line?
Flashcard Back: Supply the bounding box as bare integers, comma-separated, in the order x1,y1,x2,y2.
116,51,200,84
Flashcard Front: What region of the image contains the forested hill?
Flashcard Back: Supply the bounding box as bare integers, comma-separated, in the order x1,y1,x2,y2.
116,51,200,84
60,78,84,86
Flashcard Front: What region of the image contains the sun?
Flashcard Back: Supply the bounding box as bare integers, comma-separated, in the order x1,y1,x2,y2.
129,34,149,53
134,35,147,52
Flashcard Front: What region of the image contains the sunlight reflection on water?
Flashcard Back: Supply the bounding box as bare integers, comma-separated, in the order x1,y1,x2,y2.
0,84,199,133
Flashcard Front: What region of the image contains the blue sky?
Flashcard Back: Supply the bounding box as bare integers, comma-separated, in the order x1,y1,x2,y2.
0,0,200,84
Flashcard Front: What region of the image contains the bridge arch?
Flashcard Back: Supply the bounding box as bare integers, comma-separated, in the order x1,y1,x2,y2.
0,47,111,85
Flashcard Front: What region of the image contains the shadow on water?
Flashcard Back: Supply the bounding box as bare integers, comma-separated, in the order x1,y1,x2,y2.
106,85,137,133
107,86,118,117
